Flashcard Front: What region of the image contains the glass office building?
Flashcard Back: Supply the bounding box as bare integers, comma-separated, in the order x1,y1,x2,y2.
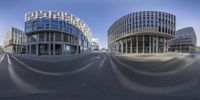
3,27,26,54
25,11,92,56
108,11,176,54
169,27,197,52
91,38,99,52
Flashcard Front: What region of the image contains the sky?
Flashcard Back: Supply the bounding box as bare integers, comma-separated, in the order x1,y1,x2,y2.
0,0,200,48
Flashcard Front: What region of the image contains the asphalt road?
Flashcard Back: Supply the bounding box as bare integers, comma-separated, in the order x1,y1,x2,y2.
0,52,200,100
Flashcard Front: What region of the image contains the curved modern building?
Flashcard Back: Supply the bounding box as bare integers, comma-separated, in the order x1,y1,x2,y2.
169,27,197,52
108,11,176,54
25,11,92,56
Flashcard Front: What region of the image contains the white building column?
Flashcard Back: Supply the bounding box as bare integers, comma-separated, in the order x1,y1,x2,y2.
152,36,155,54
61,44,64,55
121,40,124,53
166,38,168,52
116,42,118,53
117,41,119,53
29,44,31,54
126,39,128,53
61,33,64,55
149,35,151,53
36,33,39,55
36,44,39,55
120,41,122,53
130,37,133,53
26,45,28,54
71,36,73,44
44,32,46,42
49,33,51,55
53,32,55,55
164,37,166,53
136,35,138,54
156,35,158,53
143,35,144,54
76,44,79,54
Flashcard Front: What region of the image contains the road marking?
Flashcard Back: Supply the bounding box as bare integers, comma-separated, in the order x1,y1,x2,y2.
10,54,96,76
88,56,100,61
108,56,197,94
0,53,5,64
6,54,45,93
98,55,106,69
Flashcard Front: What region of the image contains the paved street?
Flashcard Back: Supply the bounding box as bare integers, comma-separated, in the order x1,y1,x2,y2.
0,52,200,100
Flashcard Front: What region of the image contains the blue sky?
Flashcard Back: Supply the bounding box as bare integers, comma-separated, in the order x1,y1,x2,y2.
0,0,200,48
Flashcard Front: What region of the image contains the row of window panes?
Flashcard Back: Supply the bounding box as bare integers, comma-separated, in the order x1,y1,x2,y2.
25,20,81,34
28,33,78,44
110,20,175,34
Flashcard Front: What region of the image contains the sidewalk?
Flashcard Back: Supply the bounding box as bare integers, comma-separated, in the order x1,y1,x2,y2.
114,52,189,62
14,53,92,62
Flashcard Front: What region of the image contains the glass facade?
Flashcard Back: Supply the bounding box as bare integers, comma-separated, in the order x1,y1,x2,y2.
169,27,197,52
108,11,176,54
3,27,26,54
25,11,92,56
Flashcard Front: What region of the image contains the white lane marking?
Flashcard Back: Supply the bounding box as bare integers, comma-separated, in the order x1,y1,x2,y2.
7,54,44,93
10,55,96,76
112,55,200,76
0,53,5,64
99,55,106,69
88,56,100,61
108,56,197,94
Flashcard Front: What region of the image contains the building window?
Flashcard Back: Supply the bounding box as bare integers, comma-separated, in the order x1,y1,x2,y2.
31,34,37,42
55,44,62,55
51,32,54,41
38,44,49,55
31,44,36,54
55,33,61,42
63,33,68,42
46,32,49,41
27,35,31,43
51,19,59,29
63,44,70,54
39,33,45,41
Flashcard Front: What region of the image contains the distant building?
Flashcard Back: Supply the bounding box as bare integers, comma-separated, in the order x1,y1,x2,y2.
3,27,26,54
91,38,99,51
101,48,108,52
169,27,197,52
